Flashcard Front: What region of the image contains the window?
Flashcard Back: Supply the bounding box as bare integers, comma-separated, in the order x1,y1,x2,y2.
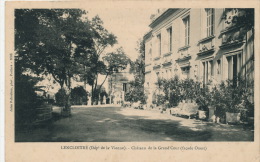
157,34,161,56
123,83,127,92
183,16,190,46
227,53,242,80
167,27,172,52
202,60,213,84
182,67,190,79
206,9,214,36
217,60,221,74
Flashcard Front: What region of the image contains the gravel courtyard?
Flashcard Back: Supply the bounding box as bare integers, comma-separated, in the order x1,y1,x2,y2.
15,106,254,142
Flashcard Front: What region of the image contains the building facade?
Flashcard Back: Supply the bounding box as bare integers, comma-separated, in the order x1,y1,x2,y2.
107,64,134,104
144,8,254,105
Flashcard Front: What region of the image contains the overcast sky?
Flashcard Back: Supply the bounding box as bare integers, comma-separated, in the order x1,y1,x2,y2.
86,8,157,61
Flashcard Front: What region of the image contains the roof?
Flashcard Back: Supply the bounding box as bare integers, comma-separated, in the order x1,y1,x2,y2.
149,9,179,28
143,30,152,42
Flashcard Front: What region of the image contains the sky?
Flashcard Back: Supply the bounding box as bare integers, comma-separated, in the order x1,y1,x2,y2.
86,8,157,61
70,8,158,90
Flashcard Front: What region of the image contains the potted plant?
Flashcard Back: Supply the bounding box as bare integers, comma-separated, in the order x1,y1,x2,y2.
195,85,211,120
218,79,248,124
209,86,225,123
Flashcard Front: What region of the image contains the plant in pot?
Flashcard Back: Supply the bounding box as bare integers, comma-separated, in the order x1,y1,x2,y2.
195,85,211,120
218,79,246,124
242,79,254,125
166,76,182,107
207,86,221,122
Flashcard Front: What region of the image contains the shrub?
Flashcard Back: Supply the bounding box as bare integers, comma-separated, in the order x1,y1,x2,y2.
156,94,166,106
55,88,67,106
212,78,254,119
71,86,88,105
195,85,211,111
152,76,254,120
125,80,147,104
162,76,181,107
181,79,198,101
15,74,42,126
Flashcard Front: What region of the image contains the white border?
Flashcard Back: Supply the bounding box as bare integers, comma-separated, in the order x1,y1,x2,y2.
0,0,5,162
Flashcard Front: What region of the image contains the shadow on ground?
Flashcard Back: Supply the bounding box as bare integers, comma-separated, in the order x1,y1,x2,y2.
15,107,253,142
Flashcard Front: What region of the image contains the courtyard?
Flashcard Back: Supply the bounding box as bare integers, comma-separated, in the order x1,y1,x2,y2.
15,106,254,142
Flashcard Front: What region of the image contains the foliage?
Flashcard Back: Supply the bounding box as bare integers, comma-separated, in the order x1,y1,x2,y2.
156,75,254,119
87,47,130,104
160,76,181,107
125,39,146,104
156,77,201,107
15,9,124,107
180,79,200,101
15,9,94,88
55,88,68,107
99,88,108,104
155,94,166,106
223,8,254,31
15,9,96,110
216,78,254,114
15,73,43,125
103,47,130,74
195,85,212,111
131,39,145,77
125,76,147,104
70,86,88,105
78,15,118,105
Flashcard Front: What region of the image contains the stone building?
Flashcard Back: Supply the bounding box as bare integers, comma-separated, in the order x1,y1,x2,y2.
144,8,254,105
107,64,134,104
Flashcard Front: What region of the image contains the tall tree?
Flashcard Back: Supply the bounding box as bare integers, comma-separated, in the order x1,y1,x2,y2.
15,9,94,112
89,47,130,105
125,39,146,103
77,15,118,105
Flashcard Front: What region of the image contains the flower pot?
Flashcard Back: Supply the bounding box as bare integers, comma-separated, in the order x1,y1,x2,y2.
208,107,215,122
198,110,207,120
226,112,241,124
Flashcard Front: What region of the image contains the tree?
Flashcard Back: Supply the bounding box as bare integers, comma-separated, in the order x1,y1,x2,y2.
131,39,145,81
125,39,146,104
70,86,88,105
76,15,118,105
15,9,94,113
89,47,130,105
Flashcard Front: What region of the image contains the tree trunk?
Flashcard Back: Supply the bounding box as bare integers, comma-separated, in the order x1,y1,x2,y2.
91,84,94,105
93,74,99,105
97,73,108,94
62,77,72,117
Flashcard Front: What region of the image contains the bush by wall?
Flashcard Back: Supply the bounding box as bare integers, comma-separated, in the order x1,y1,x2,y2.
154,76,254,120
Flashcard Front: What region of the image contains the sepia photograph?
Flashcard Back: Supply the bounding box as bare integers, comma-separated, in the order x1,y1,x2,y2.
4,0,260,161
13,8,255,142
